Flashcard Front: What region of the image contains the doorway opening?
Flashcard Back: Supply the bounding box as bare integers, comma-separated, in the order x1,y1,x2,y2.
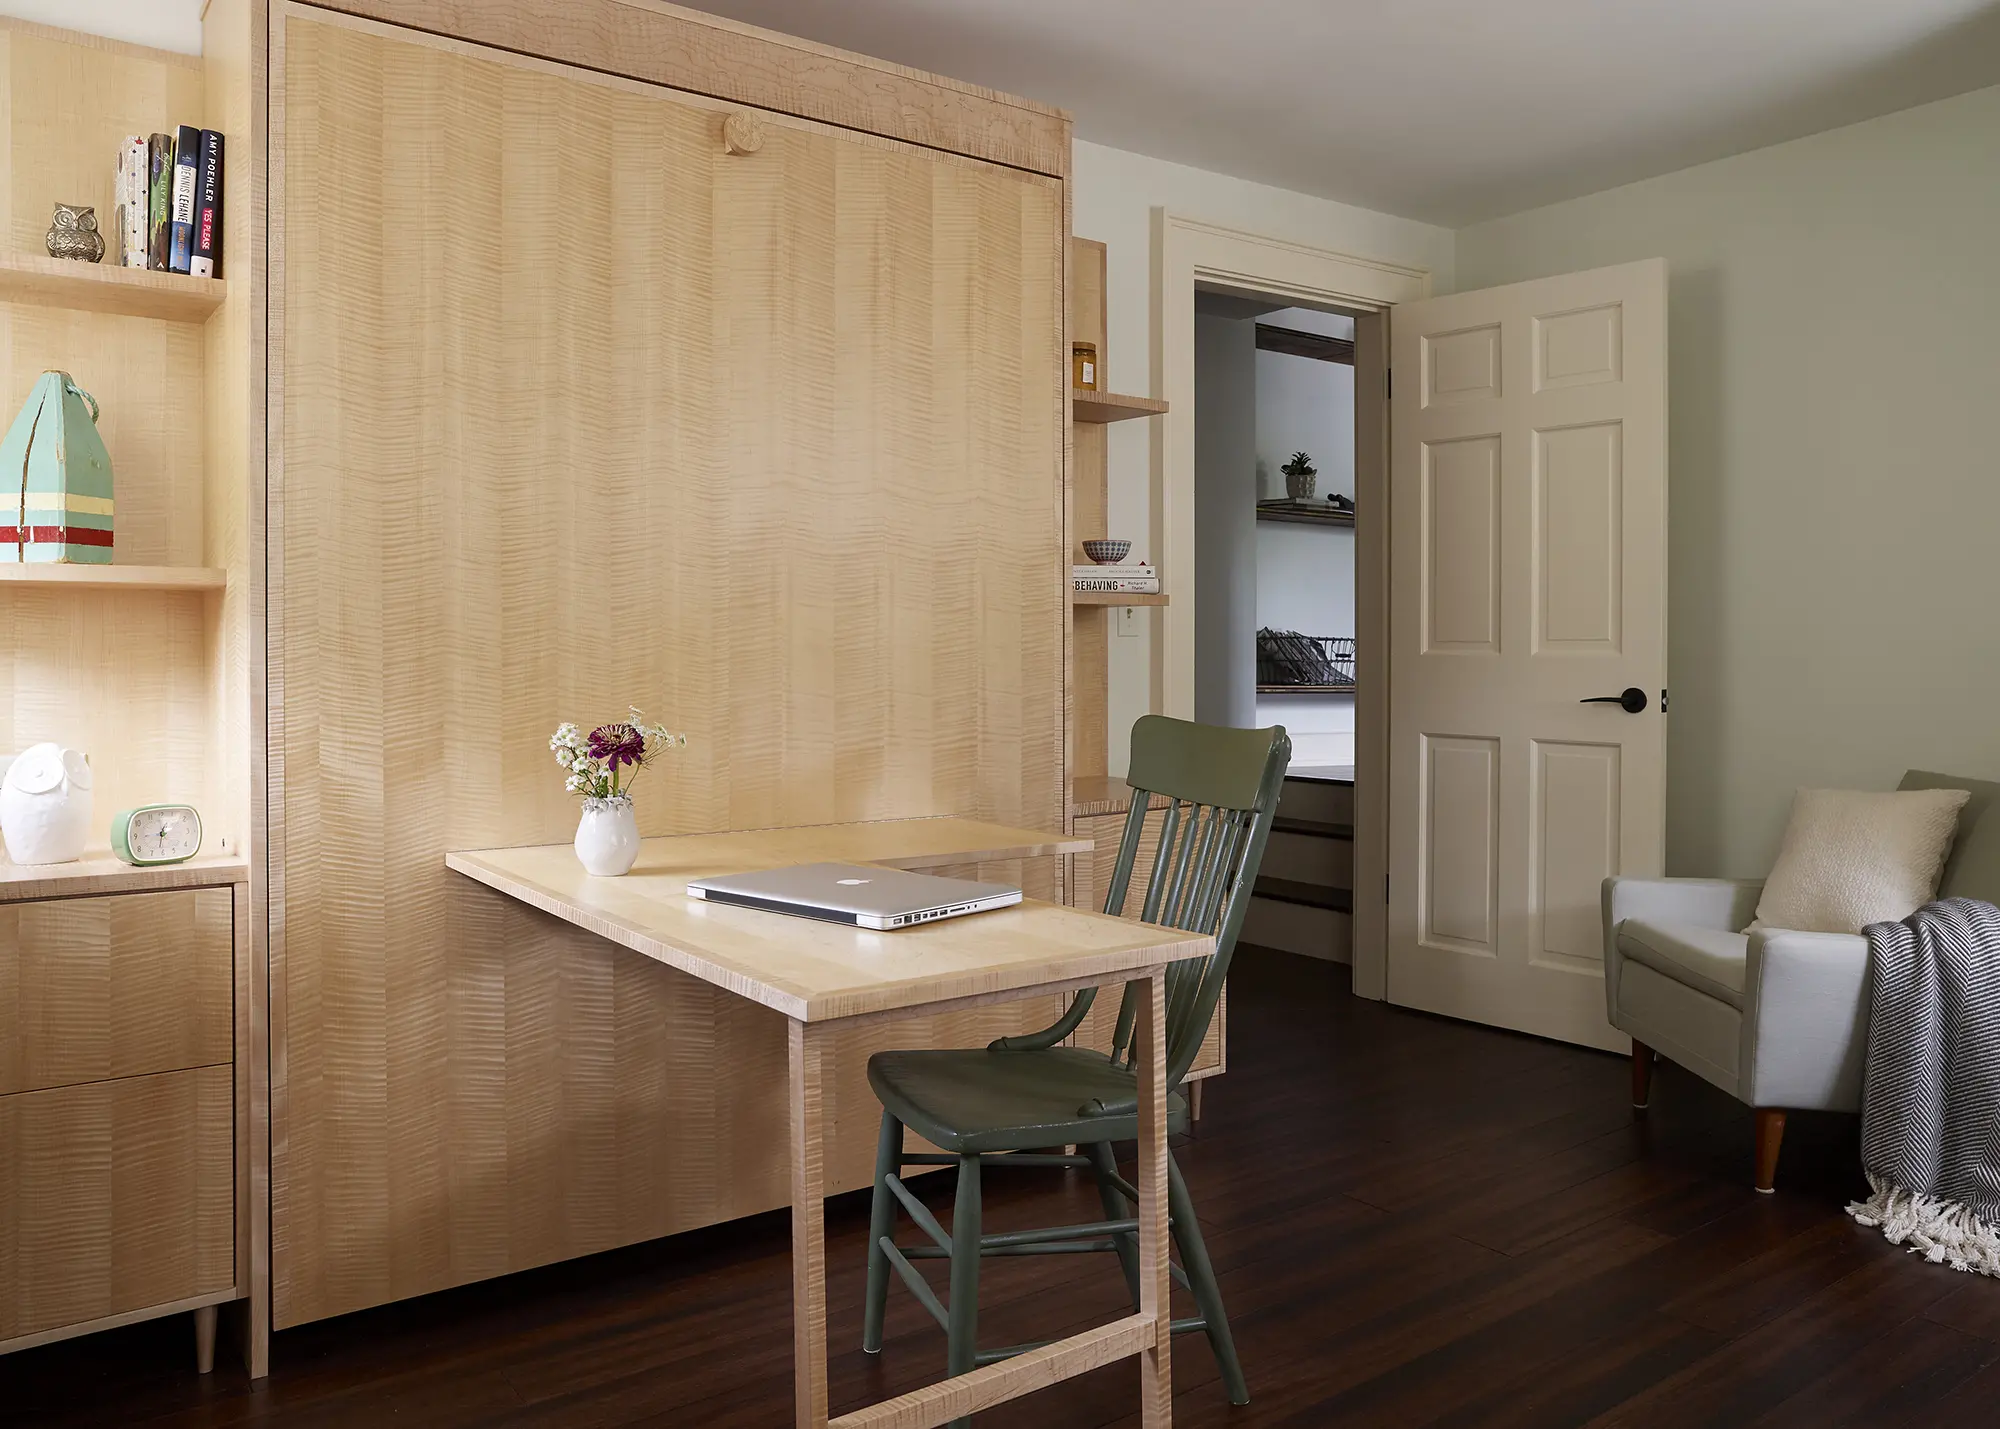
1193,289,1361,960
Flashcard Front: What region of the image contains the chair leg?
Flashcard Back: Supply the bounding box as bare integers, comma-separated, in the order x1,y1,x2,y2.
862,1110,902,1353
1754,1108,1786,1194
946,1153,982,1429
1631,1039,1654,1112
1084,1139,1141,1308
1169,1150,1248,1405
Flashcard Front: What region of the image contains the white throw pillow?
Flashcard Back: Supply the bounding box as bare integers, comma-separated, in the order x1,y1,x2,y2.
1749,787,1970,934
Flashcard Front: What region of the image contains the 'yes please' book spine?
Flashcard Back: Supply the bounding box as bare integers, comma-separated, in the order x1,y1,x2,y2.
190,130,224,279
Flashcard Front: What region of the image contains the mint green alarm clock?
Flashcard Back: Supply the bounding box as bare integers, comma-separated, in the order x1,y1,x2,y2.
110,803,203,866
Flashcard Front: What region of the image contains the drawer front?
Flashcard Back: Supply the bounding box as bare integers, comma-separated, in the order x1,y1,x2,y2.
0,888,233,1095
0,1065,235,1342
1073,811,1225,1077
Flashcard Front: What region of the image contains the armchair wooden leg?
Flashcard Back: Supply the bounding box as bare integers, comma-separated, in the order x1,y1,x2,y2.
1753,1108,1786,1193
1630,1039,1654,1111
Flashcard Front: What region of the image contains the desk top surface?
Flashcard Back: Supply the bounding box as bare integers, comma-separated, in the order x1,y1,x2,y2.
447,816,1207,1023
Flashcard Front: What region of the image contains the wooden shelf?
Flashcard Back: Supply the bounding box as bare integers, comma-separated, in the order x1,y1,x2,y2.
1073,389,1168,424
1070,774,1133,819
0,854,249,904
1257,682,1356,694
1072,590,1167,607
1256,501,1354,528
0,252,225,323
0,564,227,591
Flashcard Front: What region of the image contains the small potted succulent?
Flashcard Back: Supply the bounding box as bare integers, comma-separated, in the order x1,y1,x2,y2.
1281,451,1317,502
550,709,687,876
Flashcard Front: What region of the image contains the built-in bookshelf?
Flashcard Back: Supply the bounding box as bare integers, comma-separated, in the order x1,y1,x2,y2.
1071,589,1168,607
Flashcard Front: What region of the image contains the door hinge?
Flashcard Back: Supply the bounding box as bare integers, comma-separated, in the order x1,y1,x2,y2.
1385,873,1391,904
1386,367,1393,400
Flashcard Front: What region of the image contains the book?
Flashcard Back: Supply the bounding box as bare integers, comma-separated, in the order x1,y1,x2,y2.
146,133,172,270
1072,563,1154,577
1074,577,1161,593
168,123,200,273
120,136,147,267
190,130,224,279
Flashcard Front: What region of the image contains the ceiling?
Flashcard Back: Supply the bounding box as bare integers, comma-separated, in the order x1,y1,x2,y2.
689,0,2000,225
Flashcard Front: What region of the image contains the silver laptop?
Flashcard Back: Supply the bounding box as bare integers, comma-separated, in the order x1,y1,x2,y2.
686,862,1021,930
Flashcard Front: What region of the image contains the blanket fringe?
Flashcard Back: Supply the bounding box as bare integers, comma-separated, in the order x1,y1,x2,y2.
1847,1171,2000,1276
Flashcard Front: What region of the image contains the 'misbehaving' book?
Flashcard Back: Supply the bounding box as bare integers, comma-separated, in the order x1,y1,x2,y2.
1074,562,1160,593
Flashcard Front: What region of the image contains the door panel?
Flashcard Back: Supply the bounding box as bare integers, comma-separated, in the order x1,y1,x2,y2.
1390,260,1666,1050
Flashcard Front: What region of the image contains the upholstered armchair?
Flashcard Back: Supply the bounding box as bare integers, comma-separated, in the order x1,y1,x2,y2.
1601,771,1999,1192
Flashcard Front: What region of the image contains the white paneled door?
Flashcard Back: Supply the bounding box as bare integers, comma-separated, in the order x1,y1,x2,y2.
1387,260,1666,1051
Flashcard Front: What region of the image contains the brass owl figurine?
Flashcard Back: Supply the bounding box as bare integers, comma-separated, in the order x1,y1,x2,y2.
46,204,104,264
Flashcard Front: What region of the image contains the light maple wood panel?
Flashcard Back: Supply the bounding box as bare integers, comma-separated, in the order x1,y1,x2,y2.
1072,809,1225,1078
0,887,233,1095
1070,239,1111,782
274,15,1065,1328
0,587,212,828
0,1065,236,1344
307,0,1068,178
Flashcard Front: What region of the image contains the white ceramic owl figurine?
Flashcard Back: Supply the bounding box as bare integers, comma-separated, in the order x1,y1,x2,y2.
1,743,93,865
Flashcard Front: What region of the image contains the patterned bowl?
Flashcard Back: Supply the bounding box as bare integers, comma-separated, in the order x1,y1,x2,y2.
1082,539,1132,565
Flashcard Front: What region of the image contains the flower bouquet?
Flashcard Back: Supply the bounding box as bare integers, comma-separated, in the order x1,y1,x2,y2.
550,710,686,875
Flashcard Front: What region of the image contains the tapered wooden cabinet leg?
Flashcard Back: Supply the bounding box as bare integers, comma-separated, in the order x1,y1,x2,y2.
1630,1039,1654,1111
1753,1108,1786,1193
193,1305,218,1374
1189,1078,1205,1122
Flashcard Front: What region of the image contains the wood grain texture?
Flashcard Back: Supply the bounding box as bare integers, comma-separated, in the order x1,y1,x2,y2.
0,854,246,902
272,13,1068,1328
302,0,1069,177
790,1019,830,1428
0,564,225,589
1134,973,1171,1424
1071,809,1225,1078
447,823,1199,1024
1071,391,1169,424
0,253,222,323
0,888,233,1095
0,1065,235,1346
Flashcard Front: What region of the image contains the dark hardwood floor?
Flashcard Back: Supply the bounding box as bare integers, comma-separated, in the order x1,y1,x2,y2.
10,948,1997,1427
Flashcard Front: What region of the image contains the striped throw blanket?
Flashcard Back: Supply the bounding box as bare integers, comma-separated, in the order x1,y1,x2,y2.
1848,898,2000,1274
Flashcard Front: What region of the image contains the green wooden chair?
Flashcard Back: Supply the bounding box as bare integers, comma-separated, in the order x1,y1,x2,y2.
860,715,1292,1418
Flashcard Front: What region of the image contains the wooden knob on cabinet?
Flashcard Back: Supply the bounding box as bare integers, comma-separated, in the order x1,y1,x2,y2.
721,112,765,156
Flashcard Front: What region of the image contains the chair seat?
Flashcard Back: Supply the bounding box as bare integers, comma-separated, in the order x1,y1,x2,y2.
867,1046,1190,1155
1617,919,1750,1009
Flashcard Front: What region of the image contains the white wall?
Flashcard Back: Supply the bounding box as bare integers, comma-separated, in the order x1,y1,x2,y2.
0,0,199,52
1457,81,2000,878
1072,140,1453,773
1192,314,1258,729
1254,308,1355,503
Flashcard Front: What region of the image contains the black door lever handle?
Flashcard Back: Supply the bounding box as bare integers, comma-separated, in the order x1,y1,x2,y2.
1581,688,1649,714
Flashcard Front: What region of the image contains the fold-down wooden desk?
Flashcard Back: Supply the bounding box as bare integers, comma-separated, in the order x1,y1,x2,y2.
448,818,1208,1428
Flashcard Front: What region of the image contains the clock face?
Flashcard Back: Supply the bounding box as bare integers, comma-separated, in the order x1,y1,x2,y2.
130,805,201,862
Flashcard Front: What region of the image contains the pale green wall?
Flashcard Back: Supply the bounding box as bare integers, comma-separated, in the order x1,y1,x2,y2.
1457,83,2000,878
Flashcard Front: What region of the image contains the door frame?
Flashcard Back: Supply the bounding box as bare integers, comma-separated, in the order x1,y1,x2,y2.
1153,212,1427,997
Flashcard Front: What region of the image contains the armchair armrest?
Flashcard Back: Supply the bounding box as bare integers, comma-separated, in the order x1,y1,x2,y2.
1602,876,1764,935
1739,929,1870,1113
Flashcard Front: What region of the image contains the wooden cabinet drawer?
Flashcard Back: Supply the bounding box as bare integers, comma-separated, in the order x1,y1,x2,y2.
0,1065,235,1343
0,888,233,1095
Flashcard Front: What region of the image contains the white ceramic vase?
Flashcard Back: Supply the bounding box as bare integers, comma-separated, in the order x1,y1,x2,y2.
574,796,639,876
0,743,93,865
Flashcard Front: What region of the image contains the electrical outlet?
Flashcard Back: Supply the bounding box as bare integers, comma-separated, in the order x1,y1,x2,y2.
1116,604,1140,638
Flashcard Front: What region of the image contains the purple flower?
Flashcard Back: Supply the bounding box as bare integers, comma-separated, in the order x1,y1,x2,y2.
587,723,646,770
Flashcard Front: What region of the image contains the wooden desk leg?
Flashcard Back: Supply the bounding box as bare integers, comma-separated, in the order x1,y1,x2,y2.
790,1018,831,1429
1135,972,1172,1425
